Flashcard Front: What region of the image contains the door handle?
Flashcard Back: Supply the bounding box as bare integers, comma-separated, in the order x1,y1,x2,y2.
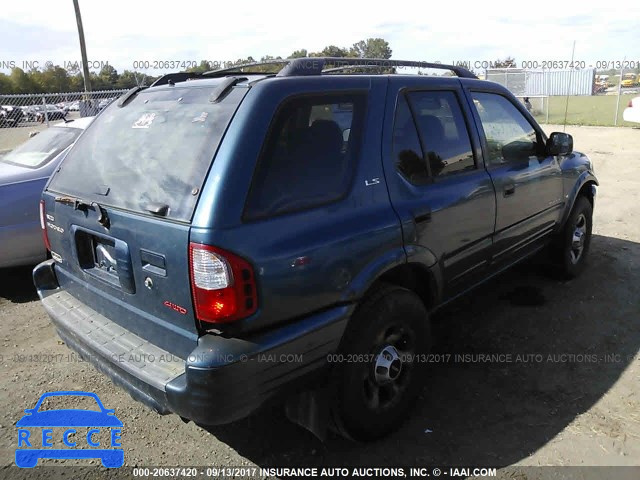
503,184,516,197
140,249,167,277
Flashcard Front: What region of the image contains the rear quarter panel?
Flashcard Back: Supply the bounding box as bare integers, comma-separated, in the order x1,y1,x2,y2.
191,76,405,333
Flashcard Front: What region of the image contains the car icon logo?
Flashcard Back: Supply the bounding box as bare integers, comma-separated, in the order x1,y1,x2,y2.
15,391,123,468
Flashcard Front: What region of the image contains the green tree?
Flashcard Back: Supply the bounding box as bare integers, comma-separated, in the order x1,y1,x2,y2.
117,70,143,89
9,67,38,93
187,60,214,73
98,65,119,88
350,38,392,59
310,45,350,57
39,65,71,92
69,72,86,91
0,73,14,94
289,49,308,58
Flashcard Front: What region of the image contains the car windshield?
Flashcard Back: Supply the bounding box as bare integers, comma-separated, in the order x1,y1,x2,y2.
48,83,248,222
1,126,82,168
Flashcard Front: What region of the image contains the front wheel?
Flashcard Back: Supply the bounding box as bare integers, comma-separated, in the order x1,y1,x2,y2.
552,195,593,279
331,284,431,440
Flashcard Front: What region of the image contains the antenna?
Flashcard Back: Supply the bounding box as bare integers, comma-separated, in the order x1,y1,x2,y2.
562,40,576,132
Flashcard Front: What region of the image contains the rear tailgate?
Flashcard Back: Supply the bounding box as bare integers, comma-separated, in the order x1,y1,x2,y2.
43,197,196,357
42,80,249,358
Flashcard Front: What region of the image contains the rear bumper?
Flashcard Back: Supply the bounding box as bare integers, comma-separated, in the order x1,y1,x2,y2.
34,260,350,425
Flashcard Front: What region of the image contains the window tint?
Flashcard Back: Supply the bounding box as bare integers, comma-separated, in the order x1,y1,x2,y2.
407,91,475,177
245,94,366,219
49,84,248,222
471,92,542,166
392,95,428,184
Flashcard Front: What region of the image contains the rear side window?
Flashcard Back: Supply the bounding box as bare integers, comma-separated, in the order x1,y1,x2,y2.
392,95,428,184
407,91,475,177
48,83,248,222
393,91,475,184
244,93,367,220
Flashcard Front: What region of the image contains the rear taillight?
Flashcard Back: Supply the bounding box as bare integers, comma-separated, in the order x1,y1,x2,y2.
189,243,257,324
39,200,51,251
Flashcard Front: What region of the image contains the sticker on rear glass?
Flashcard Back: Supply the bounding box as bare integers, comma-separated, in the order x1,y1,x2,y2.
192,112,208,123
132,112,156,129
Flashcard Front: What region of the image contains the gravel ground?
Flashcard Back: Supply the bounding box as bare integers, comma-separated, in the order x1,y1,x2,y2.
0,125,639,477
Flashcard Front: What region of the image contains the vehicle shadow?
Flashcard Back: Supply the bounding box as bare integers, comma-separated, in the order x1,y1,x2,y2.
204,233,640,466
0,265,38,303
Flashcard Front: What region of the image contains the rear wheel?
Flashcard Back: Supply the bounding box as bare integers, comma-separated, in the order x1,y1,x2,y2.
552,195,593,279
331,284,430,440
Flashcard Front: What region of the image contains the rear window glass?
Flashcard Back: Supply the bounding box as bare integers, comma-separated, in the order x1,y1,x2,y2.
1,126,81,168
48,84,247,222
244,93,367,220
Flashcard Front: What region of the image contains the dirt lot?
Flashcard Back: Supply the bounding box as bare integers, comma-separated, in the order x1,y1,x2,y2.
0,125,639,476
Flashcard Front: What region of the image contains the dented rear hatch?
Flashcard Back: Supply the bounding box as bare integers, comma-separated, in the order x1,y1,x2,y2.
42,80,248,357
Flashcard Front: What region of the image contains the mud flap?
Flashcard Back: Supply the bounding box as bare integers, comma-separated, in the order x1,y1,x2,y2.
285,385,333,441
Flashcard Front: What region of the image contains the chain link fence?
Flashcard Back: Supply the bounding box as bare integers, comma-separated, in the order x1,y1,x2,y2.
0,89,128,152
484,68,639,127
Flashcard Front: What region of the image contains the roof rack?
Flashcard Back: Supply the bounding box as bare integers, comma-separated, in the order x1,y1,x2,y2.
203,57,477,79
150,58,477,87
202,61,288,77
278,57,478,78
321,65,388,73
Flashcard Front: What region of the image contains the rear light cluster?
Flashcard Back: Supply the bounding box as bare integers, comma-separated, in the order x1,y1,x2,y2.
39,200,51,251
189,243,257,324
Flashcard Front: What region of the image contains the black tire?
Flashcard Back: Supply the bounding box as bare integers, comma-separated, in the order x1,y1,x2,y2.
331,283,430,440
552,195,593,279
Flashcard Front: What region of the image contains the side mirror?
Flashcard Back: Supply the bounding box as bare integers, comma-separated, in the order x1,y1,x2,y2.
546,132,573,156
29,131,40,138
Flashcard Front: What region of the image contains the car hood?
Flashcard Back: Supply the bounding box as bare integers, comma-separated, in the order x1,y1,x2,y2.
16,409,123,427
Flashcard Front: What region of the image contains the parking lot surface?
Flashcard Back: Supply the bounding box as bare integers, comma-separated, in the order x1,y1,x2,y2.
0,125,638,472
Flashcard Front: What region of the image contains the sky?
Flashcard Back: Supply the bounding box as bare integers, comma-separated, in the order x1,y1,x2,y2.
0,0,639,75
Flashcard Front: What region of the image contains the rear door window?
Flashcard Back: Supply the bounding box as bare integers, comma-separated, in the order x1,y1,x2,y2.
392,90,476,183
392,95,428,184
244,93,367,220
48,83,248,222
406,91,476,177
